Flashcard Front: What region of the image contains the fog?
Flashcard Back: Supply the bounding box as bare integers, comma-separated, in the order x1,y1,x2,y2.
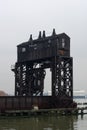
0,0,87,94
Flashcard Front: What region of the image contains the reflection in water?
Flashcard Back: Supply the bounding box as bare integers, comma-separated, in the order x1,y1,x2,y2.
0,115,84,130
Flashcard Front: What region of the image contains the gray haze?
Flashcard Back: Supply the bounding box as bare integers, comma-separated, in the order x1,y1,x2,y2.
0,0,87,94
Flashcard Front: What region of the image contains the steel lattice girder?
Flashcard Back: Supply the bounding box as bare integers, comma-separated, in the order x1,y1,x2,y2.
51,56,73,99
15,56,73,100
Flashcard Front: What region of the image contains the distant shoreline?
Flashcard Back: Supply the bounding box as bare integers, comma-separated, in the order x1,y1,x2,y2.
73,96,86,99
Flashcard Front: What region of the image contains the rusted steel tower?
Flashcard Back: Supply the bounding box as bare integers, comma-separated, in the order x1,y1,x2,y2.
12,29,74,108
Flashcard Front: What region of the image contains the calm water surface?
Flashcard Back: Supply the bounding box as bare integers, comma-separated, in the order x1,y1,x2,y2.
0,115,87,130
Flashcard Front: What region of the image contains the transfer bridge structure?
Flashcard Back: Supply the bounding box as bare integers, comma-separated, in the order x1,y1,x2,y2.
12,29,76,109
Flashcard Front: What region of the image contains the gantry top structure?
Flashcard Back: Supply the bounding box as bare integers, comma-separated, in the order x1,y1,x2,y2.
17,29,70,62
13,29,73,101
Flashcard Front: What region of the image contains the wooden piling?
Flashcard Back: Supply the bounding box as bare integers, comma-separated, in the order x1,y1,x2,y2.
0,107,87,117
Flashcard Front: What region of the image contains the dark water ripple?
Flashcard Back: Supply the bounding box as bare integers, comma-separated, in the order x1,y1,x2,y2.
0,115,87,130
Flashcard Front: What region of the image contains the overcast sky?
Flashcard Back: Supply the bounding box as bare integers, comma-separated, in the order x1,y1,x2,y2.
0,0,87,94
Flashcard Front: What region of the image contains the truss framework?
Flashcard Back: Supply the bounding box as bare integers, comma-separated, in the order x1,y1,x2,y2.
15,56,73,100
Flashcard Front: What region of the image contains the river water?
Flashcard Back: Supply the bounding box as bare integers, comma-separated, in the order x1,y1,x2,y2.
0,98,87,130
0,115,87,130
